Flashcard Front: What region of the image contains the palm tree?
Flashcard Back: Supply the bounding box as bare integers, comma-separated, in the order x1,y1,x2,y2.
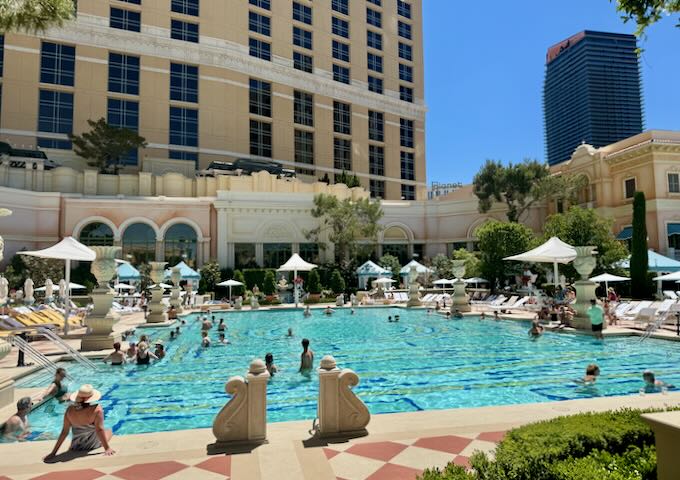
0,0,75,33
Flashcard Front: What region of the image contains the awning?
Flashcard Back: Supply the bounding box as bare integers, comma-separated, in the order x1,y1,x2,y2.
616,227,633,240
667,224,680,236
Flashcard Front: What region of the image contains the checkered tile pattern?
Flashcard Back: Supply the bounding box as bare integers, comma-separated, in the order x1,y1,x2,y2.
324,431,505,480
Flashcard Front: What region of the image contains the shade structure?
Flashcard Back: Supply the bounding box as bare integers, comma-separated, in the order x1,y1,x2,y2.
117,262,140,281
399,260,433,277
277,254,318,307
589,273,629,293
148,283,173,289
653,271,680,282
373,277,396,284
19,236,96,334
165,261,200,281
433,279,455,285
216,279,244,299
356,260,392,289
464,277,489,289
36,282,86,292
113,283,136,291
619,250,680,273
504,237,577,287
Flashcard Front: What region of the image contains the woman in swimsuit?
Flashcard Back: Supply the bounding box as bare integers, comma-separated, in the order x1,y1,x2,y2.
103,343,126,366
135,342,158,365
37,368,69,402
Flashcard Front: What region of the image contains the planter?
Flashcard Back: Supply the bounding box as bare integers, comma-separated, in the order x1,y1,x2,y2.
0,338,11,362
309,293,321,301
89,246,122,287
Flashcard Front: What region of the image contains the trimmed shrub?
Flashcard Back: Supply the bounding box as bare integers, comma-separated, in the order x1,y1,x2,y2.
307,269,321,294
329,269,346,294
630,191,649,298
263,270,276,296
232,270,246,296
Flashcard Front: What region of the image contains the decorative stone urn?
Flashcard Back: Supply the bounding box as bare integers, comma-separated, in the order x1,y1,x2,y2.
169,266,183,314
0,338,11,362
317,355,370,438
209,358,270,453
571,246,601,329
451,259,470,312
0,276,8,306
82,246,122,351
146,262,168,324
406,265,422,307
23,278,35,305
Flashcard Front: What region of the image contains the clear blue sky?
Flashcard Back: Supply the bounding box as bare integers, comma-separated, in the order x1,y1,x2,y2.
423,0,680,185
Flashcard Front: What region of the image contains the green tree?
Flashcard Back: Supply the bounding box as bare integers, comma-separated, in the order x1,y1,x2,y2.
630,191,649,297
4,253,64,290
476,221,535,289
232,270,246,297
307,193,383,265
473,159,587,222
378,254,401,280
430,254,455,279
69,118,147,174
329,270,346,294
611,0,679,37
137,263,152,292
307,269,321,294
334,171,361,188
542,206,629,281
452,248,482,279
198,261,222,294
262,270,276,296
0,0,75,33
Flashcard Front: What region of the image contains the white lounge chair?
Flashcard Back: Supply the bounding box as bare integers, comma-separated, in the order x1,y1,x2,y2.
657,299,675,314
663,290,679,300
496,296,519,309
631,307,657,328
625,300,653,317
489,295,507,306
506,296,530,311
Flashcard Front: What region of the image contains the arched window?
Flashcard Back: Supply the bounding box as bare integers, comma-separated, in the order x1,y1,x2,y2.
79,222,114,246
122,223,156,265
164,224,198,267
382,226,410,264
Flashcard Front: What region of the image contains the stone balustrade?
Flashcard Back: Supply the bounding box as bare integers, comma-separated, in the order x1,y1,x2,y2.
642,411,680,480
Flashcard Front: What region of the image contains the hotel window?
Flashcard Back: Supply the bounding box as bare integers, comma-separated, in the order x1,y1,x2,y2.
40,42,75,86
401,184,415,200
400,85,413,103
332,17,349,38
169,150,198,163
79,223,114,247
368,111,384,141
367,30,382,50
169,106,198,148
369,145,384,176
170,63,199,103
624,178,636,199
370,179,385,199
263,244,293,269
366,8,381,28
368,76,383,94
333,138,352,172
235,243,257,269
669,173,680,193
293,2,312,24
171,0,199,16
171,19,199,43
399,64,413,82
398,21,412,40
332,40,350,62
400,118,414,147
293,51,313,73
399,42,412,61
107,98,139,165
37,90,73,149
249,0,270,9
299,243,320,264
165,224,198,268
294,130,315,175
333,101,351,135
250,119,272,157
401,151,415,180
333,64,350,84
367,0,381,5
110,8,141,32
249,11,271,36
293,90,314,126
367,53,382,73
249,38,271,60
293,26,312,50
108,53,139,95
332,0,349,15
249,79,271,117
397,0,412,18
0,35,4,77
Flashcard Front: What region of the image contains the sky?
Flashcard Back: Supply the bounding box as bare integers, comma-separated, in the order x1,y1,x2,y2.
422,0,680,185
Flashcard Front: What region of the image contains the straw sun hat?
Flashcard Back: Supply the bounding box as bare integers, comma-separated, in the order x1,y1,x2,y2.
69,384,102,404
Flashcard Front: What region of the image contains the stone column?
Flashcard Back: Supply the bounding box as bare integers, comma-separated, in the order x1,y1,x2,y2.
82,246,122,351
406,265,422,307
571,246,600,330
255,243,264,267
317,355,370,438
169,266,183,314
146,261,168,324
451,260,470,312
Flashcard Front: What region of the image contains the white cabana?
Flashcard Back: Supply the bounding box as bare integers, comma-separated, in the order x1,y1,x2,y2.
20,237,96,334
216,279,244,299
278,253,317,307
504,237,577,287
399,260,433,278
588,273,629,293
36,282,86,292
356,260,392,289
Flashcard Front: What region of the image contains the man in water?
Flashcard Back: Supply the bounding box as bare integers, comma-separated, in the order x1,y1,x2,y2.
587,299,604,340
299,338,314,376
528,320,544,338
453,309,463,319
1,397,32,441
304,305,311,317
642,370,674,392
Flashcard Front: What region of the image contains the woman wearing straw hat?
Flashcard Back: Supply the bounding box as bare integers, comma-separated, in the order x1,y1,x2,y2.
44,385,114,460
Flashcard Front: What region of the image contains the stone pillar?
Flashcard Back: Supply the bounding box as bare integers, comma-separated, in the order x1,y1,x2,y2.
317,355,370,438
82,246,122,351
169,266,183,314
155,241,165,262
255,243,264,267
406,265,422,307
209,359,270,453
571,246,600,330
0,376,14,409
451,260,470,312
642,412,680,480
146,262,168,324
217,209,228,266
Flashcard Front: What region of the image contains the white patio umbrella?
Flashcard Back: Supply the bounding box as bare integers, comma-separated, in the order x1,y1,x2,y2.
36,282,86,292
588,273,629,293
373,277,396,285
216,279,244,300
433,278,455,292
20,237,96,334
653,271,680,282
113,283,136,291
504,237,578,287
464,277,489,289
278,254,317,308
148,283,173,289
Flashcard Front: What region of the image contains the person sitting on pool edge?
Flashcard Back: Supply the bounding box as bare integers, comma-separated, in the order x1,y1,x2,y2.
642,370,674,392
1,396,32,441
167,305,177,320
299,338,314,376
103,343,126,366
201,331,211,348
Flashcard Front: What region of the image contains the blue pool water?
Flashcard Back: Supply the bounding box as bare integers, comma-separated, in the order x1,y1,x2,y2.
16,308,680,439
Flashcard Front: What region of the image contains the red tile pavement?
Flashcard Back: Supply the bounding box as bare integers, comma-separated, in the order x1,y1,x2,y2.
452,456,471,469
365,463,423,480
413,435,472,455
345,441,409,462
31,470,105,480
323,448,341,460
476,431,507,443
195,456,232,476
112,461,187,480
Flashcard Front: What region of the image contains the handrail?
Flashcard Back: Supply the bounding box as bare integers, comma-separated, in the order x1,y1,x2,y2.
36,327,98,370
10,335,74,380
640,307,680,341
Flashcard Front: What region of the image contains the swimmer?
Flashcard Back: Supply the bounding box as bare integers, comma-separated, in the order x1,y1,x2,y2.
427,308,433,315
324,306,334,315
299,338,314,376
217,333,230,345
202,318,213,331
303,305,311,317
494,311,501,321
445,311,452,319
175,326,181,336
350,308,355,315
103,343,126,366
218,319,226,332
480,312,486,319
126,342,137,359
388,316,393,322
582,364,600,383
528,320,544,338
643,370,674,391
453,309,463,319
201,331,211,348
287,327,293,337
394,315,400,322
265,352,278,376
170,331,176,340
154,342,165,360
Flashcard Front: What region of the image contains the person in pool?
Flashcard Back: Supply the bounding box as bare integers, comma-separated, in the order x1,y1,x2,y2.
126,342,137,359
202,317,213,331
201,331,211,348
642,370,674,391
480,312,486,320
36,368,69,402
304,305,311,317
528,320,544,338
217,319,226,332
453,309,463,319
217,333,230,345
387,316,393,322
103,343,126,366
587,299,604,340
324,306,334,315
287,327,293,337
135,342,158,365
299,338,314,376
582,364,600,384
1,397,32,441
154,342,165,360
265,352,278,376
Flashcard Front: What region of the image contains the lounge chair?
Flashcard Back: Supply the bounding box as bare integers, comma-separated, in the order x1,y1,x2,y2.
489,295,507,306
505,296,530,311
496,296,518,309
663,290,679,300
656,299,675,314
631,307,657,328
625,300,653,317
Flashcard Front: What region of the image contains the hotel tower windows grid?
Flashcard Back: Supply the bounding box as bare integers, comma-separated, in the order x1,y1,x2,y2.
293,2,312,25
368,111,384,142
249,38,271,60
40,42,75,86
294,129,315,175
294,91,314,126
293,51,313,72
332,17,349,38
249,79,272,117
108,53,140,95
169,106,198,162
367,31,382,50
107,98,140,165
171,19,199,43
293,26,313,50
250,119,272,158
37,90,73,149
333,40,350,62
249,0,270,9
170,63,199,103
369,145,384,176
366,8,382,28
333,101,351,135
171,0,199,17
333,64,350,84
334,138,352,173
400,118,414,148
332,0,349,15
110,8,141,32
368,76,383,94
249,11,271,36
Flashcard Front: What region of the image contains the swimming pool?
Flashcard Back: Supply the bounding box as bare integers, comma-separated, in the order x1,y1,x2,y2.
16,307,680,439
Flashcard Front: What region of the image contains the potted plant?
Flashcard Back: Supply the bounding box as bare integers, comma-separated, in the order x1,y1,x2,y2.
307,270,322,301
263,270,277,301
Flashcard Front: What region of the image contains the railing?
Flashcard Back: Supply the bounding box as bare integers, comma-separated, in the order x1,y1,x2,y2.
10,335,74,380
640,305,680,341
37,327,98,371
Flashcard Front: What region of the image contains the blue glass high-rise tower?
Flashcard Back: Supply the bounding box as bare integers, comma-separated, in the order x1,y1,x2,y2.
543,31,643,166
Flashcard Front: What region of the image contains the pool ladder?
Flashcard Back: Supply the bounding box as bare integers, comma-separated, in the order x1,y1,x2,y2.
36,327,98,371
10,335,74,381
